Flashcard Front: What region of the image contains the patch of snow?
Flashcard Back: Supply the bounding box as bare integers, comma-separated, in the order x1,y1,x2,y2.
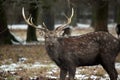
0,63,18,71
75,74,88,80
108,23,116,28
13,41,45,45
71,33,81,36
38,37,45,41
0,62,57,72
0,61,120,79
90,75,98,80
21,41,44,45
8,23,117,30
29,76,39,80
8,24,28,30
115,63,120,69
8,24,70,30
18,57,27,63
46,75,58,79
77,23,90,28
11,32,23,41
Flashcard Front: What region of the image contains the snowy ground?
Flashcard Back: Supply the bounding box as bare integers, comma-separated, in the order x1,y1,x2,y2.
8,23,91,30
0,58,120,80
8,23,117,30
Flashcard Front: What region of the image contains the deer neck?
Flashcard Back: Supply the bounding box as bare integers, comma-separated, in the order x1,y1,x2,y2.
45,37,61,51
45,38,61,61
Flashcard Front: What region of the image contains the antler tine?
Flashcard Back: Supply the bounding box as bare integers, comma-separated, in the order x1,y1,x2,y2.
63,8,74,27
42,22,47,29
42,22,49,32
22,7,44,30
30,17,37,27
56,8,74,31
22,7,37,28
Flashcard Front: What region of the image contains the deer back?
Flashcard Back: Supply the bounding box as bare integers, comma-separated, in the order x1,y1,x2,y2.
59,32,119,57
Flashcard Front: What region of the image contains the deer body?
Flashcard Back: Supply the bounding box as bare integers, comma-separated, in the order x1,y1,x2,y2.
22,8,119,80
45,31,120,80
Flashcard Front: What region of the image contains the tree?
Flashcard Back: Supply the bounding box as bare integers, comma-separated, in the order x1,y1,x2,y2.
115,0,120,23
0,0,18,45
91,5,96,27
93,0,108,32
41,0,56,30
26,2,38,42
68,0,81,26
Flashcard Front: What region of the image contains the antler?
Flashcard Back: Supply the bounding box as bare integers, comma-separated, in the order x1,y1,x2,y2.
56,8,74,31
22,7,46,31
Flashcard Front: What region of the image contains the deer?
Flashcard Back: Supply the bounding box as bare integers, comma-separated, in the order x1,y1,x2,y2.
22,7,120,80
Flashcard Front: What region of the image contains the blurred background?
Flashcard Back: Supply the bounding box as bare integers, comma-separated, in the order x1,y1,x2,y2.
0,0,120,44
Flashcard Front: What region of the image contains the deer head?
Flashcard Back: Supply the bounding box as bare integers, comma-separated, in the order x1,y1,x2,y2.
22,7,74,39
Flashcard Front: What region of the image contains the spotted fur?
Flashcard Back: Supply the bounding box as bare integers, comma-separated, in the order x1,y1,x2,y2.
45,31,120,80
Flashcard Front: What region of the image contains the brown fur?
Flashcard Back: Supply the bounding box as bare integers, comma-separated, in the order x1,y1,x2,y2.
45,31,120,80
62,27,71,37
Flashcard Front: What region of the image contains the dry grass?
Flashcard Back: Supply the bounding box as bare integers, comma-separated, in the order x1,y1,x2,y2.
0,45,51,64
76,66,106,78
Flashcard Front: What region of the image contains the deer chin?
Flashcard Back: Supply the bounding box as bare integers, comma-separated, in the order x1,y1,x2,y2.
45,41,55,46
49,43,54,46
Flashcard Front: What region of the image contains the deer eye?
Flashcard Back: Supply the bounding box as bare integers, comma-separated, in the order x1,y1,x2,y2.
45,34,49,38
45,36,48,38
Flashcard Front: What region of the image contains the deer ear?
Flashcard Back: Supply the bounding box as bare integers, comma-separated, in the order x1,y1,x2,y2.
36,29,44,37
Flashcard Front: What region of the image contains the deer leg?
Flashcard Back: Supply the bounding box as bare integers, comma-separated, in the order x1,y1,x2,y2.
68,67,76,80
102,64,118,80
60,68,67,80
101,57,118,80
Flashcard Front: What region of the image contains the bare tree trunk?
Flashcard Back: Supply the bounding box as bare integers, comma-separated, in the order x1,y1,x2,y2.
65,0,77,27
115,1,120,23
91,5,96,27
42,6,54,30
26,3,38,42
94,0,108,32
0,1,18,45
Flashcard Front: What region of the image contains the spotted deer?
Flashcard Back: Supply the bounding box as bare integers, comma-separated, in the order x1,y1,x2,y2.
22,7,120,80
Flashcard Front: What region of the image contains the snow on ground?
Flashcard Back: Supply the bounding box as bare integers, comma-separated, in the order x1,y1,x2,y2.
9,23,117,45
0,60,55,72
8,23,117,30
0,58,120,80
